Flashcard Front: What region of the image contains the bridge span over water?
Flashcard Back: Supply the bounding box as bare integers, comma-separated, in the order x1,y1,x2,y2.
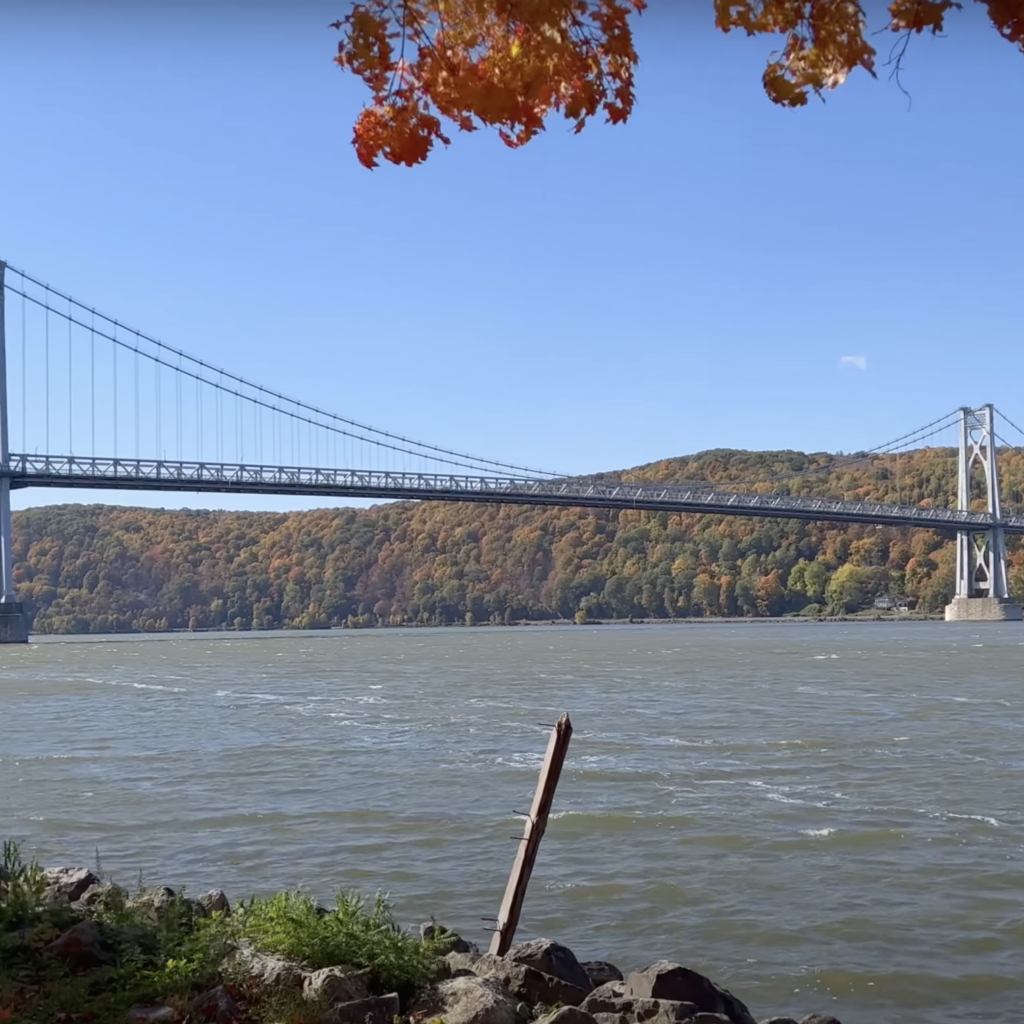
1,261,1022,637
10,453,1024,536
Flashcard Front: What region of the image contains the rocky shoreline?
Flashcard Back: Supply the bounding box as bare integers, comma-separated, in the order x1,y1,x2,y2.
0,863,844,1024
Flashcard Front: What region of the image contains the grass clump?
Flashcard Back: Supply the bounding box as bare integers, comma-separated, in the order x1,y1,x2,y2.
234,889,449,1002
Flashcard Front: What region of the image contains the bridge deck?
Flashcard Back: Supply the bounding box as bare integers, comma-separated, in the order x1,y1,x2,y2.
5,454,1022,534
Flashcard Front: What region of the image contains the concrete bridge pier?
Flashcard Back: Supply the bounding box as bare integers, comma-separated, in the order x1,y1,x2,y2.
945,406,1023,622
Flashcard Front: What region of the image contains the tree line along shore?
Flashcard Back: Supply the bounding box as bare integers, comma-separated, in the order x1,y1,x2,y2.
13,446,1024,636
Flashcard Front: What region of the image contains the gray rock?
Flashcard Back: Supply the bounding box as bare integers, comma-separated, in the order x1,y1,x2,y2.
229,947,307,991
593,1015,631,1024
412,976,523,1024
758,1018,799,1024
582,962,624,987
448,950,483,973
72,880,129,914
689,1017,733,1024
43,867,100,904
304,966,372,1005
798,1017,842,1024
585,981,627,1004
508,938,593,994
45,920,112,969
318,993,400,1024
128,886,178,924
197,889,231,916
582,989,698,1021
536,1008,599,1024
125,1005,176,1023
626,962,755,1024
473,952,590,1007
190,985,241,1024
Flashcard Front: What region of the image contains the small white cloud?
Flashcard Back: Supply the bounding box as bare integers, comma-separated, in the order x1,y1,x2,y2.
839,355,867,371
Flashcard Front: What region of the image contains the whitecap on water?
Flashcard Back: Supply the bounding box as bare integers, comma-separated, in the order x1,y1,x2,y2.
800,828,836,837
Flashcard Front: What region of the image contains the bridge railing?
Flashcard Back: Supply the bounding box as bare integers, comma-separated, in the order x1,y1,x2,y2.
4,453,1020,533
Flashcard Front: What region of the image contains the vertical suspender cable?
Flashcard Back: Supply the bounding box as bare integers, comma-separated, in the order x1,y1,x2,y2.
45,294,50,454
68,299,73,454
90,312,95,456
20,290,26,452
134,336,140,459
156,360,161,458
197,375,202,463
176,355,182,460
112,323,118,458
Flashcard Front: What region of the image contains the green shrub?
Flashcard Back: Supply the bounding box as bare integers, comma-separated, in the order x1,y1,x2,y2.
0,840,51,933
234,889,447,1000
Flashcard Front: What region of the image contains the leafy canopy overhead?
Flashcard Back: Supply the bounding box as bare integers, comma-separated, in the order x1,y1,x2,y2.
332,1,1023,167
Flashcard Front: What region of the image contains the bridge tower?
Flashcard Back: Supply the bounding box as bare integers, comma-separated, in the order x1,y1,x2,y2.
0,261,29,643
944,405,1022,621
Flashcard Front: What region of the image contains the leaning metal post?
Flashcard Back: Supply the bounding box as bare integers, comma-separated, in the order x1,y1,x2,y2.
0,261,29,641
945,405,1021,621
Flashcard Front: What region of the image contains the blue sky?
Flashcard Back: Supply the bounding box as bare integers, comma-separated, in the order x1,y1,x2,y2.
2,2,1022,512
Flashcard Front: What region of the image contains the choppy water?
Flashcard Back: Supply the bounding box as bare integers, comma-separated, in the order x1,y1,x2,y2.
1,623,1022,1023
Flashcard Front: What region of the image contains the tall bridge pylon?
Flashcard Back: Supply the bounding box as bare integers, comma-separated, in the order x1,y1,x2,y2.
945,405,1022,621
0,262,28,641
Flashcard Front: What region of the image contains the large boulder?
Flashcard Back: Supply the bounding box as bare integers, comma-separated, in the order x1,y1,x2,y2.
582,962,624,987
508,939,593,994
304,966,372,1005
536,1009,600,1024
585,981,626,1004
412,976,524,1024
228,947,307,991
625,962,755,1024
447,950,484,977
758,1018,799,1024
72,880,128,914
191,985,242,1024
128,886,180,924
197,890,231,916
474,953,590,1007
798,1017,842,1024
45,920,112,969
581,991,698,1024
43,867,100,904
318,993,400,1024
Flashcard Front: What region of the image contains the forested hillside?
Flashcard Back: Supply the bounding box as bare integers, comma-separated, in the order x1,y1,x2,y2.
14,446,1024,634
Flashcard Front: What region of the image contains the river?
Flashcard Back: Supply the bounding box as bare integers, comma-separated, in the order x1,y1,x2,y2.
1,622,1021,1023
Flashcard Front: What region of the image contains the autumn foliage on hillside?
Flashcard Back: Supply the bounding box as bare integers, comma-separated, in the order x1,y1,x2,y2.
332,1,1024,167
14,445,1024,634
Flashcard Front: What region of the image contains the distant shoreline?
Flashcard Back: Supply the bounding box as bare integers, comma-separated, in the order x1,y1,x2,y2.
27,612,948,640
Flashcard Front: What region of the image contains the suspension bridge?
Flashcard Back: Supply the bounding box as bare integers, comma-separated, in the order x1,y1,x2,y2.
1,260,1021,641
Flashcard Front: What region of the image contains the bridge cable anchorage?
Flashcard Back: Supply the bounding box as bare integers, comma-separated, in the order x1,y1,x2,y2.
4,267,565,479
